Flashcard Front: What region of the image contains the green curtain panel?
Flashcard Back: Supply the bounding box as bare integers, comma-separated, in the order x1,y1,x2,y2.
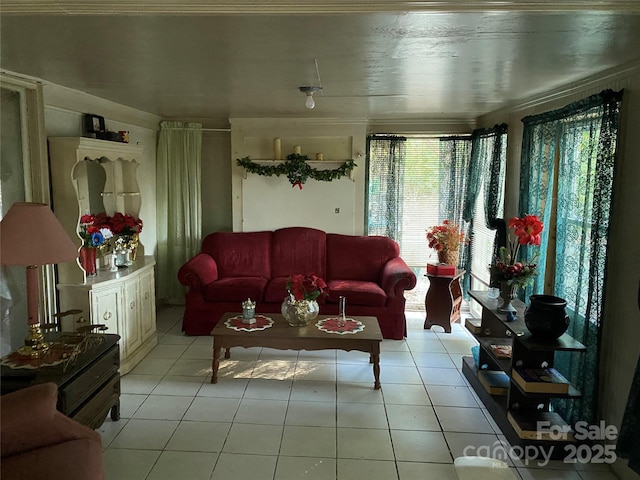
365,135,407,239
462,124,508,292
519,89,623,426
156,121,203,304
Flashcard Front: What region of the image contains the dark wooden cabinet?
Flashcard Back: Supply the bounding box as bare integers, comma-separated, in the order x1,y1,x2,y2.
1,333,121,430
463,291,586,456
424,269,464,333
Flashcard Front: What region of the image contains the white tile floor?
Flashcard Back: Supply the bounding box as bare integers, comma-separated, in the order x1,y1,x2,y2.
99,306,619,480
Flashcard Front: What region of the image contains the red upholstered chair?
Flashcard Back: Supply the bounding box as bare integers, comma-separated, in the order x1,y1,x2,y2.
1,382,105,480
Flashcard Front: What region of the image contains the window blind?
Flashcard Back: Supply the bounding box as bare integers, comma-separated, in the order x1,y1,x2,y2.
401,138,443,267
367,136,470,268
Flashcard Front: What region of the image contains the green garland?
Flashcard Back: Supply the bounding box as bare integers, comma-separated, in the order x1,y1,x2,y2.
237,154,356,189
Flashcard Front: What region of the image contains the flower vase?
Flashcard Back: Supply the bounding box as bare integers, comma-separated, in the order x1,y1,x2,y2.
281,295,319,327
438,249,459,266
80,246,97,277
499,282,518,313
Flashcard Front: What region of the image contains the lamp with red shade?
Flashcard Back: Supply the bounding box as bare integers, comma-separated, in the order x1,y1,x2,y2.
0,202,78,356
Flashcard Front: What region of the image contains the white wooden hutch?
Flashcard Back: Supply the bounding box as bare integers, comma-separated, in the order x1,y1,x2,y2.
49,137,157,374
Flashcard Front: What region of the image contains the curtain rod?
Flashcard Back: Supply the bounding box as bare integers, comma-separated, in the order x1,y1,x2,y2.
161,127,231,132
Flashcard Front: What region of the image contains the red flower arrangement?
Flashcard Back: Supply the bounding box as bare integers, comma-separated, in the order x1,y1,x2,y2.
79,212,113,247
109,212,143,236
491,214,544,286
286,273,328,301
426,220,466,252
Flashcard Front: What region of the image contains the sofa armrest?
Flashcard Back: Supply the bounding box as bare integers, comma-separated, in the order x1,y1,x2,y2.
1,383,101,458
177,253,219,290
380,257,417,297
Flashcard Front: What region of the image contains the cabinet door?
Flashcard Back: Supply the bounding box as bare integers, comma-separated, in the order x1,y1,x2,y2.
91,284,121,337
139,268,156,341
122,277,142,356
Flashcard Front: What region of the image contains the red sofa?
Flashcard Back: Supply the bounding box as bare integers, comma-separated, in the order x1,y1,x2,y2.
177,227,417,339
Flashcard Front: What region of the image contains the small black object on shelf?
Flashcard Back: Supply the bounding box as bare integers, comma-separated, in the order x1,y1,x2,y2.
96,131,122,142
83,113,105,135
524,294,570,339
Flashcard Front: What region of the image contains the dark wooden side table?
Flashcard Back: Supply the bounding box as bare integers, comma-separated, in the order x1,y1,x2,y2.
1,333,121,429
424,269,465,333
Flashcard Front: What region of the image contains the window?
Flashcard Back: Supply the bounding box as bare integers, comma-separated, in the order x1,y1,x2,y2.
367,135,471,267
470,183,501,288
520,89,623,426
0,74,51,354
467,127,507,291
366,134,471,309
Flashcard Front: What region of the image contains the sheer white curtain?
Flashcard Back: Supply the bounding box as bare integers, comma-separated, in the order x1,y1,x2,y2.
156,121,202,304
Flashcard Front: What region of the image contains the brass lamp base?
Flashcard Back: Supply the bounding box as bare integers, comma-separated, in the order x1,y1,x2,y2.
17,324,49,357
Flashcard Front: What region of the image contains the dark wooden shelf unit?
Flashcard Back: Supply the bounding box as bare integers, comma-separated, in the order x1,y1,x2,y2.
464,291,586,456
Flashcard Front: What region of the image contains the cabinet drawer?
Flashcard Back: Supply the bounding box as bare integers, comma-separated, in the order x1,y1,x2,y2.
59,345,120,415
72,373,120,430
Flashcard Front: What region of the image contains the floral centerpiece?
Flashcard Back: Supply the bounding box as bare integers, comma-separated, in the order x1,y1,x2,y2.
426,220,466,266
286,273,328,301
109,212,143,261
282,273,328,326
78,212,113,276
490,214,543,312
109,212,143,237
79,212,113,247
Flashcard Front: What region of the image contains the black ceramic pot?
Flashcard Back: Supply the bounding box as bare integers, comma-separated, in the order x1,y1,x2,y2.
524,294,570,340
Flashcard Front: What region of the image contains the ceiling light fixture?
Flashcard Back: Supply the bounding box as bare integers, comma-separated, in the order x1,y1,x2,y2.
299,86,322,109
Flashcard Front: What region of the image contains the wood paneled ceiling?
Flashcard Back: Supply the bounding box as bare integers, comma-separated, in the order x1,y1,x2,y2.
2,1,639,123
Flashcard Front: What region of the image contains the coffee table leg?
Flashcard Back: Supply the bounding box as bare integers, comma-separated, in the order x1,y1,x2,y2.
372,353,381,390
212,344,221,384
225,347,231,359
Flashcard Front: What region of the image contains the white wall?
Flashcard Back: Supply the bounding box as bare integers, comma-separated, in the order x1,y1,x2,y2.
479,63,640,480
242,175,356,233
230,118,367,234
201,130,233,235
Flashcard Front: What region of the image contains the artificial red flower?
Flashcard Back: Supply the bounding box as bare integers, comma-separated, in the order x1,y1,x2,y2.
78,212,112,247
509,215,543,246
109,212,143,235
287,273,328,301
426,220,466,252
491,214,544,285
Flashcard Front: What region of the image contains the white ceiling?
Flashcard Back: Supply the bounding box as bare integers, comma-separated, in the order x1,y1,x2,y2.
2,1,640,124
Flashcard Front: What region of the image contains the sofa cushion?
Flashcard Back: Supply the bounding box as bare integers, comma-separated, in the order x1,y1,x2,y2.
271,227,326,278
201,231,272,278
263,277,290,303
202,277,268,303
264,276,328,305
326,280,387,307
327,234,400,282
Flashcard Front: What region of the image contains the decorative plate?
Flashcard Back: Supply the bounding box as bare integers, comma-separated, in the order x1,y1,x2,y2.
224,315,274,332
316,317,365,335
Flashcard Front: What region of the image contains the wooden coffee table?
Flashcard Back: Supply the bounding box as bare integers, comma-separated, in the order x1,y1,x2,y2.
211,313,383,389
